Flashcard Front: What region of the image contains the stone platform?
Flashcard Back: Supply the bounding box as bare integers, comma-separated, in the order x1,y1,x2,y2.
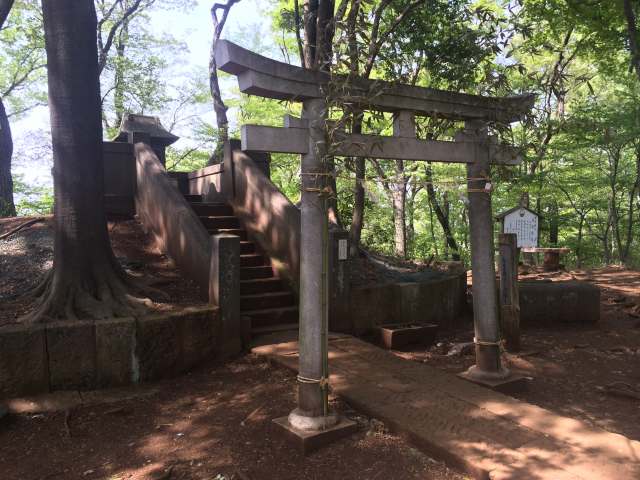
253,335,640,480
0,306,221,400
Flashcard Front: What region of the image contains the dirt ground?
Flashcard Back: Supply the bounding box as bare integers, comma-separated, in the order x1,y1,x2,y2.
0,218,466,479
0,216,205,325
2,217,639,477
0,355,466,480
395,265,640,441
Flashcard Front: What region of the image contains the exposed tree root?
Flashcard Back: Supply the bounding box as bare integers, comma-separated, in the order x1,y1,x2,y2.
22,257,170,324
0,217,45,240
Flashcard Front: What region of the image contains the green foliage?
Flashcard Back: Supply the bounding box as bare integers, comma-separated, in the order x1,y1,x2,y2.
13,174,53,216
0,0,47,117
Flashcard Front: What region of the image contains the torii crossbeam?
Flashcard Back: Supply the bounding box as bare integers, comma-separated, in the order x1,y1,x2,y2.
216,39,534,439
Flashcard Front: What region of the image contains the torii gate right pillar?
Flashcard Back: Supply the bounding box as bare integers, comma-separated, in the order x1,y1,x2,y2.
459,120,524,391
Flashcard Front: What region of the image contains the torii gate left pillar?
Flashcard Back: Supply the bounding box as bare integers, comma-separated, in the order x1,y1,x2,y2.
275,98,358,449
291,98,333,427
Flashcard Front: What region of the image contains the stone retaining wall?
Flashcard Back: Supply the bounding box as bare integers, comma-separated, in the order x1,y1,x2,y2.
348,273,467,335
0,307,220,400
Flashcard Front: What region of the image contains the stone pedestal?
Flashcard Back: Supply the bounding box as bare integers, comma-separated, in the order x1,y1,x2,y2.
458,368,527,395
273,415,358,454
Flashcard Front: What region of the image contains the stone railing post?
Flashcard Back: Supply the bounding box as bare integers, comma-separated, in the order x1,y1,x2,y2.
499,233,520,352
209,233,241,358
328,229,351,333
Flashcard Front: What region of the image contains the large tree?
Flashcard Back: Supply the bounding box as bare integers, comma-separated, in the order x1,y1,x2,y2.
27,0,149,322
0,0,16,216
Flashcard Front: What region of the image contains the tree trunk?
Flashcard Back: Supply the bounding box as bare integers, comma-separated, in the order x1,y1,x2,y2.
349,156,365,256
576,214,585,268
208,1,240,165
0,98,15,217
28,0,149,323
0,0,16,217
548,200,558,246
406,185,419,256
425,165,460,260
113,14,129,131
624,0,640,82
622,148,640,263
391,160,406,258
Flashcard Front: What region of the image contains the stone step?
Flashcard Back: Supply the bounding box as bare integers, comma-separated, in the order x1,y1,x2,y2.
241,291,295,312
251,322,299,336
207,228,247,240
240,241,256,255
183,194,202,203
240,277,284,295
199,216,240,230
240,265,274,280
240,253,269,268
189,203,234,216
244,306,299,329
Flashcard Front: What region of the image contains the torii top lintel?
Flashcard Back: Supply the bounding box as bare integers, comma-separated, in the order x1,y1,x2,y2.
215,40,534,124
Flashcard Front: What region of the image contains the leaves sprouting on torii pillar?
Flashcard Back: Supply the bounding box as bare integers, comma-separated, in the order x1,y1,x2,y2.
215,39,535,434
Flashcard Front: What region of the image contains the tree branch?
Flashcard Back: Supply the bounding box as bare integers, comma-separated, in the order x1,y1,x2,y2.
364,0,425,77
294,0,305,68
98,0,147,75
209,0,241,163
0,0,15,29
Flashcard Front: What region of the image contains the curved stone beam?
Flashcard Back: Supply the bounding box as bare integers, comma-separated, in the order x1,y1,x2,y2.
215,40,535,123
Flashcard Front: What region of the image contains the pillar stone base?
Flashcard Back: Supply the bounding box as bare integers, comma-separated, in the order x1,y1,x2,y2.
273,413,358,454
458,366,527,394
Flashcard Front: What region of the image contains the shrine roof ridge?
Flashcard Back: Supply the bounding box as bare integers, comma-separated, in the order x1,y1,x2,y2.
215,40,535,123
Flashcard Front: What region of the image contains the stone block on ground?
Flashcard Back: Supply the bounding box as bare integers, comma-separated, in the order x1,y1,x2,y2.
135,313,182,382
519,281,600,326
46,321,96,391
176,307,219,370
377,323,438,350
95,317,136,387
273,416,359,454
0,324,49,399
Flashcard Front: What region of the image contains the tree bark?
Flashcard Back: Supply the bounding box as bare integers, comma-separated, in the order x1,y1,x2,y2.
113,11,129,131
391,159,406,258
349,157,365,256
208,1,240,165
0,98,15,217
0,0,16,217
548,200,559,246
624,0,640,82
425,165,460,260
27,0,149,323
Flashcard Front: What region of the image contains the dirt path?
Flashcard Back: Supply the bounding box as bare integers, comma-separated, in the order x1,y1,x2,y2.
254,335,640,480
399,266,640,441
0,356,465,480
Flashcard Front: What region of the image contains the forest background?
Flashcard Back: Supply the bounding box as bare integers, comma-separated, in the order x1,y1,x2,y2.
2,0,639,269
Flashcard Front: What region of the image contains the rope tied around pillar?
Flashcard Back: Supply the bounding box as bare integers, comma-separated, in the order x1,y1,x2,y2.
297,374,330,390
473,337,502,347
467,174,492,194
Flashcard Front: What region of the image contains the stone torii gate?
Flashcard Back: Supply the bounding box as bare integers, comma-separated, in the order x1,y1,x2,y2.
215,40,534,443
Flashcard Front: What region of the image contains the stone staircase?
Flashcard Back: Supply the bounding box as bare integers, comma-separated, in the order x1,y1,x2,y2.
184,194,298,336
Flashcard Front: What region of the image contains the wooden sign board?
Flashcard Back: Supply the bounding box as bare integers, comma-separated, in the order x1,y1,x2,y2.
499,207,539,248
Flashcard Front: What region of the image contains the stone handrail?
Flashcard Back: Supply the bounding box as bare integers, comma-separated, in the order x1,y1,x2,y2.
189,140,301,292
134,136,214,293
